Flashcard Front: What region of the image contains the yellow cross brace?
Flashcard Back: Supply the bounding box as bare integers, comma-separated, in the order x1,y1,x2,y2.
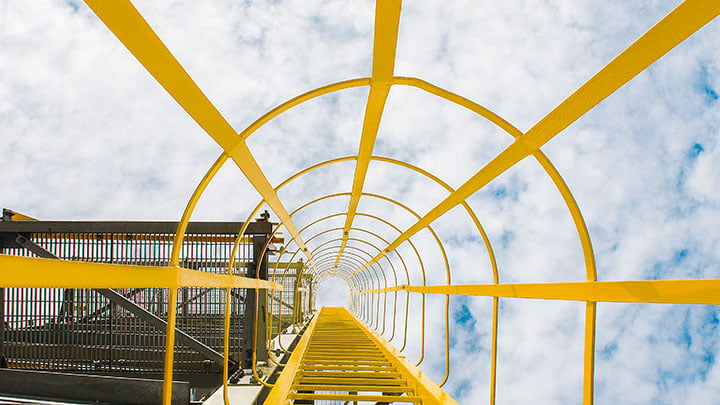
82,0,319,274
352,0,720,275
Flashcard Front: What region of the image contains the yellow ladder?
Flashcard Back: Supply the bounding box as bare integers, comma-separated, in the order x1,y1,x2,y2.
267,307,457,404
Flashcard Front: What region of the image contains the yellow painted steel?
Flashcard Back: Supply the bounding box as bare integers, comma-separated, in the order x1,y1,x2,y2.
335,0,402,268
276,191,431,329
0,253,282,405
274,195,426,350
584,301,597,405
82,0,318,276
170,153,228,267
240,78,370,141
272,189,451,369
0,255,281,290
163,287,179,403
270,153,497,284
8,0,716,403
277,220,408,339
2,209,38,221
266,307,456,404
359,0,720,272
362,280,720,305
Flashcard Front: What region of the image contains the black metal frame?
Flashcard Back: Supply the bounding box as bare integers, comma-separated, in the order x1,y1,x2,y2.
0,219,282,404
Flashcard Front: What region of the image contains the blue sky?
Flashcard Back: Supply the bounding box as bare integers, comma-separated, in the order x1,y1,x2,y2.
1,0,719,403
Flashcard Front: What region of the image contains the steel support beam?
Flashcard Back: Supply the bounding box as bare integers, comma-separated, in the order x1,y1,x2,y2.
270,294,294,311
243,234,269,368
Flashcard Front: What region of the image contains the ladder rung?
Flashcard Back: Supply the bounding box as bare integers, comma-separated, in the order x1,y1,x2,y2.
301,365,397,371
265,307,456,404
299,370,402,378
290,393,422,403
294,377,404,385
292,384,413,393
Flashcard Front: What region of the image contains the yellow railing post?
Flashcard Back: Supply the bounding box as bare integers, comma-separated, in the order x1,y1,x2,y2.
162,287,179,405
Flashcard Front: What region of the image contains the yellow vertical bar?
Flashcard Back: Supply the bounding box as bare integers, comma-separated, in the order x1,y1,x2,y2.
439,294,450,386
223,288,231,405
583,302,597,405
490,297,498,405
163,287,179,405
416,293,426,366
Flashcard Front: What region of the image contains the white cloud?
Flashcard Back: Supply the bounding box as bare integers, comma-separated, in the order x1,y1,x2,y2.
1,0,719,404
315,276,349,307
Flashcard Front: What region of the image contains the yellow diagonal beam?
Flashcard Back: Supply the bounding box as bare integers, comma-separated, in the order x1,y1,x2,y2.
83,0,239,152
334,0,402,268
361,278,720,305
351,0,720,275
83,0,318,273
0,254,282,290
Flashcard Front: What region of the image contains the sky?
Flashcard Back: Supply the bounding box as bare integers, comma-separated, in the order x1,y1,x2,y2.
1,0,719,403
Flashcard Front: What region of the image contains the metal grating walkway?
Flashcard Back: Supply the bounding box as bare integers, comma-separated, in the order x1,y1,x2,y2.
266,307,457,404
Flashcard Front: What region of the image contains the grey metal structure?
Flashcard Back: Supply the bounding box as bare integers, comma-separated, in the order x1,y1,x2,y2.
0,368,190,405
0,216,304,404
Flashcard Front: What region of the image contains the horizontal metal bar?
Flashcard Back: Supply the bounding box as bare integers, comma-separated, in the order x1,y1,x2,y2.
0,220,271,234
290,393,421,403
304,348,385,353
0,369,189,405
292,384,411,392
360,280,720,305
297,376,399,383
302,356,388,361
299,371,401,378
294,377,404,385
302,365,397,371
301,359,390,365
0,255,282,290
307,344,381,348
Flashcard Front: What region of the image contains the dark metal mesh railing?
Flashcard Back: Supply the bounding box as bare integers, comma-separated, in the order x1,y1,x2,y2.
268,269,299,337
0,223,258,374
